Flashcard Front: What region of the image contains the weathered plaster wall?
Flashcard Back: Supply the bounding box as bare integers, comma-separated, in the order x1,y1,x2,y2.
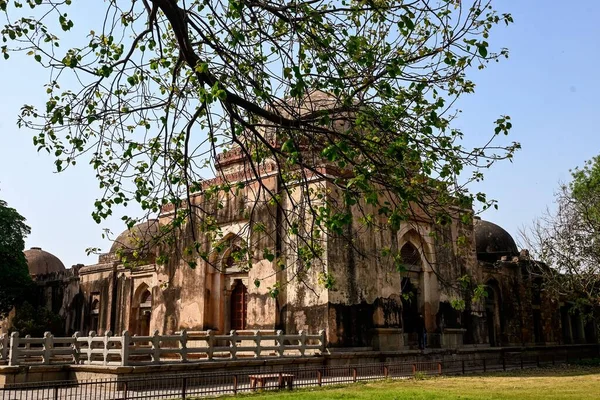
78,263,116,335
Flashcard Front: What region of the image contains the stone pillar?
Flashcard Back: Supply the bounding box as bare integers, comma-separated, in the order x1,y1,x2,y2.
223,287,233,333
422,271,439,333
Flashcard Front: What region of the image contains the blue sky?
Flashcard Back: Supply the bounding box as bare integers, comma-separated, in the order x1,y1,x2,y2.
1,1,599,268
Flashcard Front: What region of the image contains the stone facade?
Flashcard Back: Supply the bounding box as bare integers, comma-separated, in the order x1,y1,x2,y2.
2,93,597,350
5,184,596,351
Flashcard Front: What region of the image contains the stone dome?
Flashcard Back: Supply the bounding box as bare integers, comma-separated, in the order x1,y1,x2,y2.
23,247,66,276
473,219,519,262
110,219,160,254
277,89,343,118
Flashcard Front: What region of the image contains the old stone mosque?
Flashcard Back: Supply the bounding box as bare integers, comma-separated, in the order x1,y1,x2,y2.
2,93,597,351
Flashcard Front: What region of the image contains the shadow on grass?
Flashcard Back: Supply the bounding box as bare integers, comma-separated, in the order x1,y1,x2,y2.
471,362,600,378
214,365,600,400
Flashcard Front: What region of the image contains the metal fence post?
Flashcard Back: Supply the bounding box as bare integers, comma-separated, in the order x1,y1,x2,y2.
437,362,442,375
352,367,357,382
233,375,238,395
181,376,187,399
123,381,128,400
520,354,524,369
317,370,322,386
383,365,389,378
461,359,465,374
483,358,486,372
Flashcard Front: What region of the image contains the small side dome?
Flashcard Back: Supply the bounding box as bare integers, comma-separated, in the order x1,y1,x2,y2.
110,220,160,255
24,247,66,276
474,219,519,263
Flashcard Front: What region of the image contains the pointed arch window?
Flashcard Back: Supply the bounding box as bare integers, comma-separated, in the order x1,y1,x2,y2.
140,289,152,308
90,295,100,332
400,242,422,270
221,239,249,273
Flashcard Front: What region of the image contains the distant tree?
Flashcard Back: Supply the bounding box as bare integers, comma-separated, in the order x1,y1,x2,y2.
0,199,32,317
521,156,600,325
1,1,518,292
11,301,65,337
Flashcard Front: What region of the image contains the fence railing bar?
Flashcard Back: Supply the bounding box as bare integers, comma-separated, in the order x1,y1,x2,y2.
3,328,326,367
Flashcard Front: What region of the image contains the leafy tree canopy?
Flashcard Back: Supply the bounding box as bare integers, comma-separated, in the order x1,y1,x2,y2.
522,156,600,323
0,198,32,317
1,0,518,290
11,301,64,337
571,155,600,229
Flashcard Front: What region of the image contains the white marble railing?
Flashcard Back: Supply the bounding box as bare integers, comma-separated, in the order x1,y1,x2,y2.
3,329,326,366
0,333,8,363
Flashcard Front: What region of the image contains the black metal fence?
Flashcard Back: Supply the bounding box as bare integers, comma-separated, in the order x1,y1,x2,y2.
1,346,598,400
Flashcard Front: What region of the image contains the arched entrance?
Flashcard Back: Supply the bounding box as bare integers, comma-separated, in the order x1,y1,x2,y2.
230,280,247,331
138,289,152,336
399,241,425,347
90,298,100,333
130,284,153,336
485,281,502,347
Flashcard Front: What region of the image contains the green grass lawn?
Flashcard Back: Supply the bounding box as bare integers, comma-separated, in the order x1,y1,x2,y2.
231,366,600,400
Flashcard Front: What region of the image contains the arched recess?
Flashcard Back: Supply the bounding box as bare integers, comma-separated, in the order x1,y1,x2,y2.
400,241,424,335
485,280,503,347
204,233,249,332
90,297,100,333
398,228,439,337
230,279,248,330
67,292,84,335
130,283,153,336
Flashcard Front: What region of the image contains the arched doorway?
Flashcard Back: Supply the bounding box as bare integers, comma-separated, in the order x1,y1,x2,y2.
138,289,152,336
90,298,100,333
130,284,153,336
67,292,84,335
401,277,419,333
205,235,249,332
230,280,247,331
485,281,502,347
399,241,425,347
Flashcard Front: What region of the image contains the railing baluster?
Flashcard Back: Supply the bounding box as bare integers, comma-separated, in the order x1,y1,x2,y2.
299,330,306,356
8,332,18,366
152,330,160,364
207,330,214,361
121,330,130,366
255,330,261,358
277,330,285,357
180,329,188,362
230,330,238,360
